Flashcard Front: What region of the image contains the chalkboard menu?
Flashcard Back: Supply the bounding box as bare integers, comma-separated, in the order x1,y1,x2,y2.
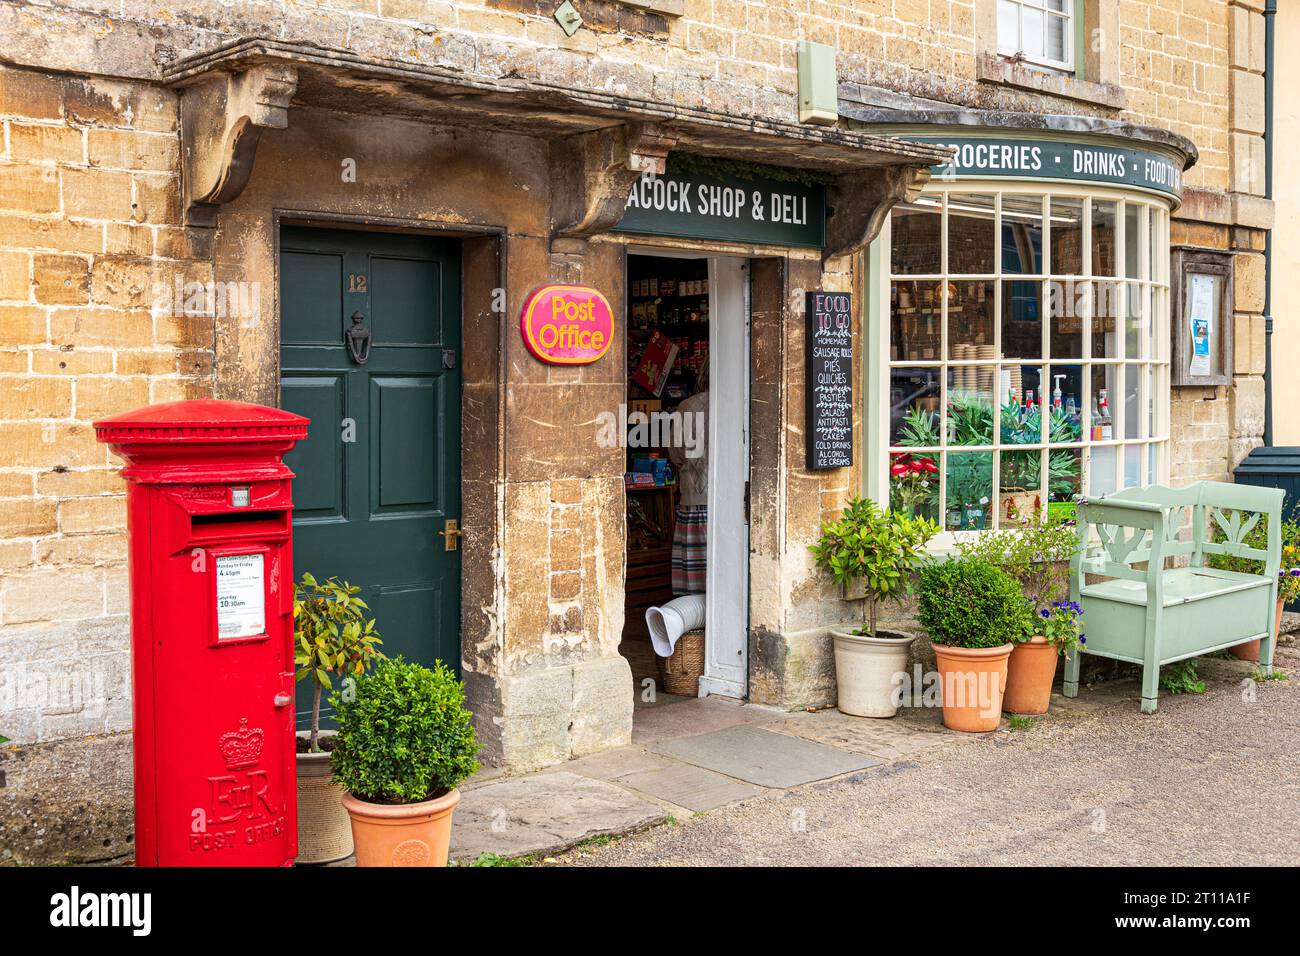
805,291,853,469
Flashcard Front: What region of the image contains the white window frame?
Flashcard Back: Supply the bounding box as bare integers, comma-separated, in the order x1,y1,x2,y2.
865,180,1173,552
997,0,1076,74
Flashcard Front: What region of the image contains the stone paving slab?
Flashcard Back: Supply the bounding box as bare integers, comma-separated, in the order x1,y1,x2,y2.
615,762,765,812
650,724,880,788
769,709,957,760
630,695,783,744
449,771,667,862
553,745,676,782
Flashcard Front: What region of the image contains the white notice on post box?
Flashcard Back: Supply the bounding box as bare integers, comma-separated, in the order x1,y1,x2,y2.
215,553,265,639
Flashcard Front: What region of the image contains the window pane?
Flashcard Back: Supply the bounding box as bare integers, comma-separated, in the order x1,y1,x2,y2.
1123,364,1141,439
1124,444,1141,488
890,200,942,275
1046,0,1070,11
948,281,995,358
1151,209,1165,283
1046,12,1069,62
1047,447,1082,521
1091,199,1118,276
1124,282,1145,359
1124,203,1142,279
1022,6,1045,57
890,367,941,447
1049,196,1083,275
1000,449,1044,525
890,451,940,522
1049,277,1082,358
1001,364,1043,443
891,280,942,361
1089,279,1121,359
946,451,993,531
1001,279,1042,358
1147,443,1159,485
1147,366,1157,436
998,0,1020,54
1087,364,1117,441
947,193,996,274
1048,363,1084,442
948,365,996,445
1151,285,1163,359
1002,195,1044,273
1090,446,1117,497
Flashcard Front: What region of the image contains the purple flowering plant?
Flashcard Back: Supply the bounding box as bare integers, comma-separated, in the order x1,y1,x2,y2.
1039,600,1085,657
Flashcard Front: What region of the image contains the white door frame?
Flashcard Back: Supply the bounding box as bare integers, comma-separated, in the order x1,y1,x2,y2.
699,255,749,698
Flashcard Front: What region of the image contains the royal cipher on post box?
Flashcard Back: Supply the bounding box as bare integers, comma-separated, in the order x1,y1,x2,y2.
95,400,309,867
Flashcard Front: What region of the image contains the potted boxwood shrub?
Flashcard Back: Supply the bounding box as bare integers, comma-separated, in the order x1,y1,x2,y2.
810,497,939,718
330,657,479,867
293,573,383,864
918,557,1033,732
956,515,1080,715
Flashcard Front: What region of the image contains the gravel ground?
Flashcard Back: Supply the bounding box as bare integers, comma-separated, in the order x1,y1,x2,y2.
559,645,1300,867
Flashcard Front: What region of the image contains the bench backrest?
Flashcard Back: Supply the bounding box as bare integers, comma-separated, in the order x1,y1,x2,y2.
1072,480,1283,587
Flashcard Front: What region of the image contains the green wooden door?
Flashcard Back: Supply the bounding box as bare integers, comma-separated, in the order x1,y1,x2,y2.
279,227,461,728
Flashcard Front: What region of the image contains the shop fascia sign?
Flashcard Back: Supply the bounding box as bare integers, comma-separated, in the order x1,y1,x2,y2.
613,167,827,248
902,133,1184,201
520,284,614,365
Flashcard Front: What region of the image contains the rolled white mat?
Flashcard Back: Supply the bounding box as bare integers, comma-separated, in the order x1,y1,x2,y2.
646,593,707,657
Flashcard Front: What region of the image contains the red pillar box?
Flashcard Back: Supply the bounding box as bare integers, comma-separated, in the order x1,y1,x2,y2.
95,400,309,867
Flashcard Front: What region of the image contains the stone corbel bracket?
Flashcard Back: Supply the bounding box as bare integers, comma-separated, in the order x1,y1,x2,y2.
822,163,932,263
178,63,298,228
550,123,677,239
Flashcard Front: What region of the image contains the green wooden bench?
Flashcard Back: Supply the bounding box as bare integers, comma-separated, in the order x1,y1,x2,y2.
1066,480,1283,713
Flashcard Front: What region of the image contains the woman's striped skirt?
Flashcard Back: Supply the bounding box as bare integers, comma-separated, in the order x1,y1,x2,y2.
671,504,708,595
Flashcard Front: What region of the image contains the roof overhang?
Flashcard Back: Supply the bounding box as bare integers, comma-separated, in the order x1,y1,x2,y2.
163,38,952,258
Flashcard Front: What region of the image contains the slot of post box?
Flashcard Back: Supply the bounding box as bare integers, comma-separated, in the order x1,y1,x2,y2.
188,509,290,542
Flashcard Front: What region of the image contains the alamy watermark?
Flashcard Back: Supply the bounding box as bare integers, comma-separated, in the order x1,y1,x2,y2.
595,403,705,458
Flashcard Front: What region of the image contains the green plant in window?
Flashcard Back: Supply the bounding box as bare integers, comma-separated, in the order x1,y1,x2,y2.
946,393,994,445
897,404,940,447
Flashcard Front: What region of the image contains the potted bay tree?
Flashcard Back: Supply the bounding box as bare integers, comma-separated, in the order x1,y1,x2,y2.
293,573,382,864
811,497,938,718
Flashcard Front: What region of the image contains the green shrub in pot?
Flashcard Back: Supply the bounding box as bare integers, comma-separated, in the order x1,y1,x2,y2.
330,657,479,804
919,558,1033,732
330,657,480,866
918,557,1034,648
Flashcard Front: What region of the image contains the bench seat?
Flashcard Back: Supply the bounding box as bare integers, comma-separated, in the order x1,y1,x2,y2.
1081,566,1272,608
1066,479,1283,713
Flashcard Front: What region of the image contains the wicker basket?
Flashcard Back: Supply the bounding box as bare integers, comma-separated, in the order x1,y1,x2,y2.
657,628,705,697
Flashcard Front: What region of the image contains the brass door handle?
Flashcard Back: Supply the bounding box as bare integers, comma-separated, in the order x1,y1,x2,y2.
440,519,462,551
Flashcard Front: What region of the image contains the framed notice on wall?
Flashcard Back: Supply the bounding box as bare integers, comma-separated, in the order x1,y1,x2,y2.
805,291,854,469
1171,249,1233,387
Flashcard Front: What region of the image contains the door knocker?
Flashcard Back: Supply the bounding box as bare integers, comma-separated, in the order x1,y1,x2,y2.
345,311,372,365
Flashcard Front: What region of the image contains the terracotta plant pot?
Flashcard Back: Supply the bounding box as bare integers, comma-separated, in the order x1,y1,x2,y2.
342,788,460,867
295,734,353,865
832,628,915,718
1003,636,1058,716
932,642,1012,732
1230,599,1284,663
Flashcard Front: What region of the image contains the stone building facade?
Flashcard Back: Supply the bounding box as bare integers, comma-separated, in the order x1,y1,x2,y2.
0,0,1273,776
